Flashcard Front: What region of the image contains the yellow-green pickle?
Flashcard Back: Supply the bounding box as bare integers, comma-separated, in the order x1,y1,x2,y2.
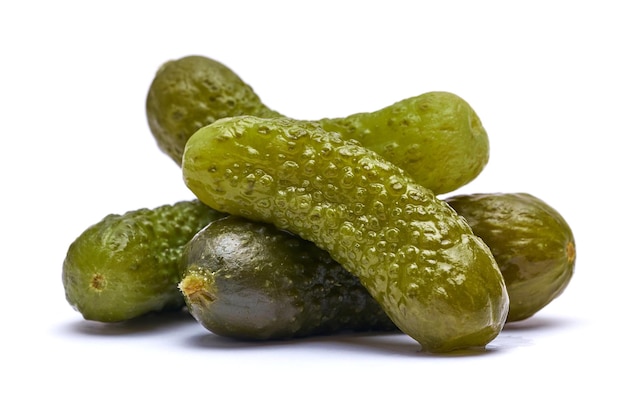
182,115,509,353
146,55,489,195
62,200,225,322
446,193,576,322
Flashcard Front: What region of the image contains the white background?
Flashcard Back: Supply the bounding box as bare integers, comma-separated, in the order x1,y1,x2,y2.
2,1,624,415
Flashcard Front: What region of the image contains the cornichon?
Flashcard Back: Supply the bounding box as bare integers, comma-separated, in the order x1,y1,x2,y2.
182,115,509,353
146,55,281,165
179,216,398,340
446,193,576,322
147,55,489,194
62,200,225,322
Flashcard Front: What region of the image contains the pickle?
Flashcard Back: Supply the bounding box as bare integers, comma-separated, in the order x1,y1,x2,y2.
317,92,488,195
179,216,397,340
146,55,281,165
445,193,576,322
62,200,225,322
147,55,488,194
182,115,509,353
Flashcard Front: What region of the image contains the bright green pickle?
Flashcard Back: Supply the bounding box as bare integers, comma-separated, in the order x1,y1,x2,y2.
62,200,225,322
446,193,576,322
182,115,509,353
147,55,489,195
179,216,398,340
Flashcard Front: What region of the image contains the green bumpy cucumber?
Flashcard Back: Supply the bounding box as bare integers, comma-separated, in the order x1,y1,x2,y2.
179,216,397,340
316,92,488,196
147,55,489,195
146,56,282,165
62,200,226,322
445,193,576,322
182,115,509,353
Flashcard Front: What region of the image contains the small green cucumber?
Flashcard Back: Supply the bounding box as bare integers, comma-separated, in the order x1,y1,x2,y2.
146,55,282,165
179,216,397,340
182,115,509,353
147,55,489,194
62,200,225,322
316,92,488,195
445,193,576,322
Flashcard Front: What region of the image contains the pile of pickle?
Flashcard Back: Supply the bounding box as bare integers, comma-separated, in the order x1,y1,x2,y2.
62,56,576,353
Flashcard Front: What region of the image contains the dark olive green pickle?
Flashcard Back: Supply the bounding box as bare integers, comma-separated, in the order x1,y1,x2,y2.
446,192,576,322
179,216,397,340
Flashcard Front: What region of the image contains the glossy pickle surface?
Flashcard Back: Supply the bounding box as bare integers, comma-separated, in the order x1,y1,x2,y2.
182,115,509,353
180,216,397,340
446,192,576,322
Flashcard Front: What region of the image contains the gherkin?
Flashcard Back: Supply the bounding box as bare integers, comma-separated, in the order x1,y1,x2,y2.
182,115,509,353
146,55,281,165
179,216,398,340
446,192,576,322
62,200,225,322
147,55,488,195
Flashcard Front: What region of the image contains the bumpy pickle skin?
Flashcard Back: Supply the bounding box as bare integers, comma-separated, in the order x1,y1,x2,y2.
179,216,397,340
146,55,282,166
446,193,576,322
182,116,509,353
318,92,489,195
146,55,488,194
62,200,225,322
